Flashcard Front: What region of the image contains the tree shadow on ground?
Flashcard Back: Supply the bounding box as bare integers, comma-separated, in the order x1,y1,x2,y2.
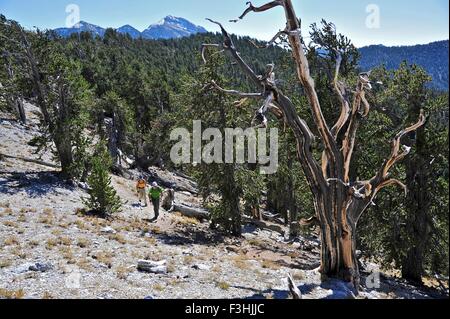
359,273,449,299
0,171,74,198
157,227,227,246
237,282,349,299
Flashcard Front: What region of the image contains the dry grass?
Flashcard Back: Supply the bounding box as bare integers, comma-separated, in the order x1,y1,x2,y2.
3,221,19,228
93,251,114,268
261,260,281,270
59,247,76,264
109,234,127,245
153,284,165,292
149,225,162,235
115,266,132,280
0,202,10,208
42,291,54,299
38,215,54,225
166,261,176,273
216,281,230,290
37,208,56,226
17,214,27,223
59,236,72,246
128,218,148,231
46,235,73,250
76,257,92,271
4,236,20,246
292,271,305,281
183,255,194,265
51,229,62,236
28,240,39,248
211,265,221,273
230,254,250,270
144,237,157,246
74,219,90,231
0,288,25,299
10,247,27,259
90,218,107,229
43,208,54,215
287,250,301,259
173,213,200,226
45,238,59,250
247,238,270,250
77,238,90,248
265,293,275,300
2,208,13,216
0,259,13,268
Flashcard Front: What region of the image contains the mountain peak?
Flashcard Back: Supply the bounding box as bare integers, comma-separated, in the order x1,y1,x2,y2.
54,16,207,40
117,24,141,39
143,16,207,40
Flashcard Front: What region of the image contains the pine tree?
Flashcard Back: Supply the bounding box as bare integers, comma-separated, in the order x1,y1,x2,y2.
83,142,122,217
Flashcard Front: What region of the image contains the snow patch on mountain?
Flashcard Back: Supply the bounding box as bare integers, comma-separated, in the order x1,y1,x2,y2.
54,16,207,40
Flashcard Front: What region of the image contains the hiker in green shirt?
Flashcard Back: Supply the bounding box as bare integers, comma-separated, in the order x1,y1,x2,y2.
149,182,164,221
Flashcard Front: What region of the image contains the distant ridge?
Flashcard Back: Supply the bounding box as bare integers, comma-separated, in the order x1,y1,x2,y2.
359,40,449,91
53,16,207,40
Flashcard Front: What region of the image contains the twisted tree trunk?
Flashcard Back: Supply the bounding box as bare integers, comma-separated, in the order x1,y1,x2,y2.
202,0,426,289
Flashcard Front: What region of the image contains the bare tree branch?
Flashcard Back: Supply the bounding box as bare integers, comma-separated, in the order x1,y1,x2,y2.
230,1,284,22
200,44,221,63
353,111,427,221
203,17,327,191
342,78,368,182
374,179,408,197
331,52,351,137
208,80,263,98
206,18,264,88
380,110,426,178
280,0,341,179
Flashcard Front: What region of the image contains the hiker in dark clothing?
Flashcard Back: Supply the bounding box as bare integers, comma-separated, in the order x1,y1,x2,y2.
149,182,164,221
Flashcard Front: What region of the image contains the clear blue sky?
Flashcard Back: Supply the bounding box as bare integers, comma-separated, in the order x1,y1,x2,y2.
0,0,448,47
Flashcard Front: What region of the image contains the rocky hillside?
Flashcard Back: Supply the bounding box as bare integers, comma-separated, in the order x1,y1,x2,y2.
0,103,447,299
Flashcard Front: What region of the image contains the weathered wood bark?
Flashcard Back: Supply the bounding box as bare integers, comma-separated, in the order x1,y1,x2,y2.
137,260,167,274
15,98,26,125
148,169,199,194
52,82,74,179
104,117,120,165
401,114,431,283
4,59,27,124
161,188,175,211
203,0,426,290
173,203,210,220
287,273,302,299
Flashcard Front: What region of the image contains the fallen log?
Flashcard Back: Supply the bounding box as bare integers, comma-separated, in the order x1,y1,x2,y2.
173,170,196,183
244,217,285,236
0,153,60,169
172,203,210,220
148,168,198,194
137,260,167,274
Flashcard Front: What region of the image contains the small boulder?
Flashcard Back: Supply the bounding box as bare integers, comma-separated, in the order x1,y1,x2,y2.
101,226,117,234
29,262,53,272
192,264,211,271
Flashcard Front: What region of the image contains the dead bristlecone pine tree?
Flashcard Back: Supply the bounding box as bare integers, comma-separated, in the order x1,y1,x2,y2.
201,0,426,290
